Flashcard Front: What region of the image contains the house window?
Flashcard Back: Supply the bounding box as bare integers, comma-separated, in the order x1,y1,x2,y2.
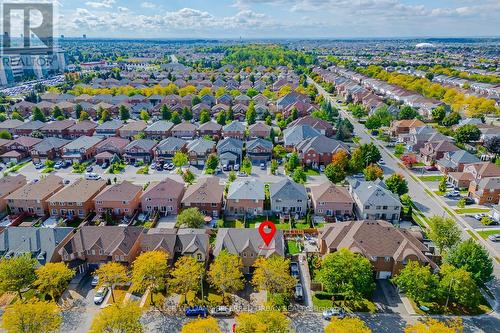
376,206,381,210
211,203,217,207
124,208,129,212
51,209,57,215
97,201,103,204
78,210,84,216
364,205,370,209
146,198,151,202
383,206,388,210
318,209,323,213
99,250,103,255
384,257,391,262
196,253,202,261
91,250,95,255
243,252,247,257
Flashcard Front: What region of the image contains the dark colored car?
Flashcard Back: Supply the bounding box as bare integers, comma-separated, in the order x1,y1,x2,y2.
185,306,208,317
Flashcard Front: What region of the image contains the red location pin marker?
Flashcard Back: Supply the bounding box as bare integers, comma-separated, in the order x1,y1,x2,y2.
258,220,276,247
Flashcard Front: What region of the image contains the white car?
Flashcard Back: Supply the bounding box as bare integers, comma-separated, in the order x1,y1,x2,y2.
209,306,233,317
93,287,108,304
488,234,500,242
322,308,345,320
85,172,101,180
474,213,487,221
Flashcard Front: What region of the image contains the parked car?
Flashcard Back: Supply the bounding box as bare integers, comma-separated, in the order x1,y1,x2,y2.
64,179,70,185
210,306,233,317
101,162,109,169
54,162,62,169
233,164,240,171
319,165,325,172
34,162,43,169
237,172,248,177
260,163,266,170
424,165,438,171
185,306,208,317
352,173,364,179
444,191,460,198
322,308,345,320
474,213,487,221
93,286,108,304
488,234,500,242
379,159,385,165
150,163,156,169
86,166,93,172
290,262,299,279
85,172,101,180
295,284,303,302
91,275,99,287
166,163,175,170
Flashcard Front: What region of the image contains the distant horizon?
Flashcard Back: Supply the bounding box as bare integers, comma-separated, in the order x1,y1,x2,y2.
57,36,500,41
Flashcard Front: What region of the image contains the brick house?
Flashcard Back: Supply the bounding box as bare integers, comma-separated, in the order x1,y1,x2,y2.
40,119,75,138
5,175,64,216
0,175,27,212
287,116,335,137
95,120,124,138
58,226,144,274
61,136,103,163
248,122,271,139
181,177,224,217
295,135,349,169
226,178,265,217
30,137,70,163
123,139,157,164
389,119,425,137
1,136,42,163
468,177,500,205
94,137,130,165
310,182,354,220
154,137,187,163
94,181,143,217
119,120,147,140
419,140,460,165
13,120,45,137
222,121,245,139
144,121,174,140
198,121,222,139
48,179,107,219
318,220,435,279
171,121,197,139
141,178,185,215
66,120,98,139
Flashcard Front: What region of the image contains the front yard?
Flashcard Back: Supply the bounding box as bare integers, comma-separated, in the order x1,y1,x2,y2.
477,229,500,239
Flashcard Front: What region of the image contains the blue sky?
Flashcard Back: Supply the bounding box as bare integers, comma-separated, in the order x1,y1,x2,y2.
45,0,500,38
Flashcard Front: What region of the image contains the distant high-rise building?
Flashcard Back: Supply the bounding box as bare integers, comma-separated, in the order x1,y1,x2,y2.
61,35,64,39
83,34,87,39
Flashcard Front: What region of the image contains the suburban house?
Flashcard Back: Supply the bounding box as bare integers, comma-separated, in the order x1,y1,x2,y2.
226,178,265,217
5,175,64,216
95,120,124,138
13,120,45,137
222,121,246,139
318,220,435,279
30,137,70,162
1,136,42,163
217,138,244,167
94,181,143,217
141,178,185,215
48,179,107,219
119,120,147,139
309,182,354,221
269,179,308,217
0,175,27,212
349,179,401,223
154,137,187,163
198,121,223,138
288,116,334,137
0,139,12,155
283,125,321,148
248,122,271,139
144,121,174,140
186,138,216,166
419,140,460,165
123,139,157,164
59,226,144,274
171,121,197,139
468,177,500,205
0,119,24,134
0,227,74,265
94,137,130,165
295,135,349,169
62,136,103,163
246,138,273,164
214,228,285,273
436,150,480,173
406,127,452,152
67,120,98,139
140,229,209,265
181,176,224,217
448,162,500,189
390,119,425,137
40,120,75,138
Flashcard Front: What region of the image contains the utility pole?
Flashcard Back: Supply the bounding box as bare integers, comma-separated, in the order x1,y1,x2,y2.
445,278,456,309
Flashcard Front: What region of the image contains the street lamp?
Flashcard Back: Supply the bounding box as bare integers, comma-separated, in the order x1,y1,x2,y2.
445,277,456,310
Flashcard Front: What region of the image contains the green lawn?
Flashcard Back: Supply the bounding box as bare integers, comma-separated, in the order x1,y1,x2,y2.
477,229,500,239
433,190,445,196
287,240,302,255
454,208,491,214
223,220,245,228
419,175,444,182
304,168,320,176
5,161,29,174
312,292,376,313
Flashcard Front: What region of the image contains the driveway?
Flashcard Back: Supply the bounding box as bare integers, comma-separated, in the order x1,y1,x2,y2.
373,280,407,315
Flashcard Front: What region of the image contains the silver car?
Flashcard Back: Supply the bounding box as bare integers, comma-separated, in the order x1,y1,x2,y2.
93,287,108,304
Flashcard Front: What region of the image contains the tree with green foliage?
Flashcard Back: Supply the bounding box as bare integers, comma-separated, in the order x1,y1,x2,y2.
79,111,90,121
438,177,447,193
75,104,83,120
445,239,493,285
191,95,201,106
432,106,446,123
11,111,23,121
33,107,46,122
0,130,12,140
384,174,408,195
285,152,300,174
226,106,234,121
172,151,188,170
182,107,193,121
392,261,439,303
241,156,252,175
200,109,210,124
94,262,128,303
252,256,296,296
398,106,419,120
0,113,7,122
454,124,481,143
170,256,204,303
52,106,64,119
208,250,244,304
438,264,481,308
205,153,219,173
161,104,171,120
176,207,205,228
100,109,110,123
119,105,130,121
216,111,226,125
325,163,346,183
246,102,257,125
183,169,195,184
292,166,306,184
325,317,372,333
441,111,461,127
139,110,150,121
316,249,375,301
273,144,287,159
236,310,292,333
0,254,37,300
171,111,181,124
427,216,462,254
270,159,278,175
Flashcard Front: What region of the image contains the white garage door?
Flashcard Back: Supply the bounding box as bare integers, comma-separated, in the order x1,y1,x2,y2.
378,271,392,279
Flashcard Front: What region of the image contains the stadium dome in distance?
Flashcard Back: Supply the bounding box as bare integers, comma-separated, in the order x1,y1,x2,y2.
415,42,435,48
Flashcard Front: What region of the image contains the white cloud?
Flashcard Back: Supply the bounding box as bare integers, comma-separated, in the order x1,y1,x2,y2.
141,2,156,9
85,0,115,9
